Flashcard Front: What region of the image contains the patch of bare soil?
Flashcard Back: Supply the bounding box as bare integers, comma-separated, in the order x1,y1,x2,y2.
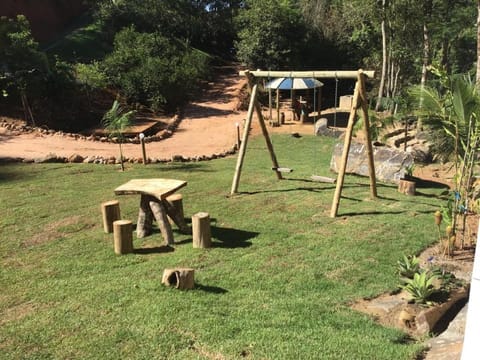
0,64,249,161
22,215,94,247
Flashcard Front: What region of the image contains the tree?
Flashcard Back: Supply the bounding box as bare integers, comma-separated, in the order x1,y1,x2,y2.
477,0,480,83
101,26,210,111
0,15,49,125
102,100,135,171
234,0,306,69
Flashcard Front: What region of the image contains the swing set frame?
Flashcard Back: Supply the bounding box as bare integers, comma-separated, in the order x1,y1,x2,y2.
230,69,377,218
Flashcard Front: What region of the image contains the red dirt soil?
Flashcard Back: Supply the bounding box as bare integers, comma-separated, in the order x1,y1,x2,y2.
0,66,251,161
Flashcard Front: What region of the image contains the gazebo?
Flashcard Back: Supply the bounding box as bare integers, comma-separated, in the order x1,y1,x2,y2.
264,77,324,122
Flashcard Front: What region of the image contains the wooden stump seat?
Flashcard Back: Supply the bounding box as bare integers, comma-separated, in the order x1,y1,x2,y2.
113,219,133,255
101,200,121,233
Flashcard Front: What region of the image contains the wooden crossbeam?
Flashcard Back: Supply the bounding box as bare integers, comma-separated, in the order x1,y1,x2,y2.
239,70,375,79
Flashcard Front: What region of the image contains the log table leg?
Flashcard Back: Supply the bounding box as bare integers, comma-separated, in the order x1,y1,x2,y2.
164,195,190,234
149,198,174,245
137,194,153,238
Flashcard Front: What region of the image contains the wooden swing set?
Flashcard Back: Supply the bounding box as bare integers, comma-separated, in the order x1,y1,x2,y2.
230,69,377,218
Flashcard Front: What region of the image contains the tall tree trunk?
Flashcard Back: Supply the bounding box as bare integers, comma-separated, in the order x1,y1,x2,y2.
376,0,387,112
477,0,480,83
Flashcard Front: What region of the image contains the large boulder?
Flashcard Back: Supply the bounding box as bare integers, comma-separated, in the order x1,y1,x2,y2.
330,142,414,183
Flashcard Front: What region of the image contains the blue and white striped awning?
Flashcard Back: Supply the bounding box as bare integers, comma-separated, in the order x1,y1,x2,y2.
265,77,323,90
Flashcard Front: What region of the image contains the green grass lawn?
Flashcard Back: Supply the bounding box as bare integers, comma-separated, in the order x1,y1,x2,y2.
0,134,447,359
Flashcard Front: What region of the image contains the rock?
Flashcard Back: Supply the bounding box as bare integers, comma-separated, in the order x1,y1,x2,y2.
171,155,184,162
68,154,84,163
314,118,343,137
330,142,414,183
34,153,59,163
406,143,433,163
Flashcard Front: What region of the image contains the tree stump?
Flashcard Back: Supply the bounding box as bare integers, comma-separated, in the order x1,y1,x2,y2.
398,179,416,196
162,268,195,290
101,200,121,233
192,212,212,248
113,219,133,255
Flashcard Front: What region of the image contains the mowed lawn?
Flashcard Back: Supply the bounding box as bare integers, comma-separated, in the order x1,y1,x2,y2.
0,134,446,359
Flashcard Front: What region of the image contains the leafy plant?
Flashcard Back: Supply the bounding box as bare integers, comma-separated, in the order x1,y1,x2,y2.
102,99,135,171
397,255,420,280
400,271,438,305
404,163,415,178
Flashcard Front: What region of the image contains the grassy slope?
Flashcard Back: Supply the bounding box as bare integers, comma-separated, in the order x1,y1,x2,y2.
0,135,446,359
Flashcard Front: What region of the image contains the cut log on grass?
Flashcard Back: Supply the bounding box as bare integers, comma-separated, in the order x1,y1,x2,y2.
101,200,121,233
192,212,212,248
398,179,416,196
113,219,133,255
162,268,195,290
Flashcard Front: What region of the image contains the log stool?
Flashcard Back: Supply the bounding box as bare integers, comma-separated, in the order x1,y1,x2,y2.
101,200,121,233
162,268,195,290
398,179,416,196
113,219,133,255
192,212,212,248
166,193,190,234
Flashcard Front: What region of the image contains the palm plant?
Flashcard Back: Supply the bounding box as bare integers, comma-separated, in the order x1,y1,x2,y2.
102,100,135,171
408,68,480,246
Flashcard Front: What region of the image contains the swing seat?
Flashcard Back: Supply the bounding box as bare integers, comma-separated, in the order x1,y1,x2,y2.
272,167,293,173
311,175,336,183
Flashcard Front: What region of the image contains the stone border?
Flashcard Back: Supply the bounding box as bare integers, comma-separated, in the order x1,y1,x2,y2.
0,111,239,164
0,111,183,145
0,145,239,165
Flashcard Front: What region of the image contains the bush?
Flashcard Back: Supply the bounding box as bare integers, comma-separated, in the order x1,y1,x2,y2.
101,26,210,112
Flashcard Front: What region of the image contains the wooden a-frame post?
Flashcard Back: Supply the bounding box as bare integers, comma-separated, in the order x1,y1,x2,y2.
231,69,377,218
231,71,282,195
329,70,377,218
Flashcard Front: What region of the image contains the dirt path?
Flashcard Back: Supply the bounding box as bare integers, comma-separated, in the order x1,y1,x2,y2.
0,66,250,161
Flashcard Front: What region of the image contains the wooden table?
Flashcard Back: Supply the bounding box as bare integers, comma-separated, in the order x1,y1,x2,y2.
114,179,189,245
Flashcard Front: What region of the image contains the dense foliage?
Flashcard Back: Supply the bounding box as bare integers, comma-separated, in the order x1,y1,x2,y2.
1,0,479,130
101,27,209,112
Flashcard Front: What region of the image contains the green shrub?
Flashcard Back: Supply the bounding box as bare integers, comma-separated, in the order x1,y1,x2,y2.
101,26,210,112
397,254,420,280
400,271,438,305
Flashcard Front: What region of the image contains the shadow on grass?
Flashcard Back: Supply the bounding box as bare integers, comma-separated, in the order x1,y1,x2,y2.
0,162,35,182
133,245,174,255
339,209,437,217
211,226,258,248
411,176,450,189
195,283,228,294
164,162,214,172
174,225,257,248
